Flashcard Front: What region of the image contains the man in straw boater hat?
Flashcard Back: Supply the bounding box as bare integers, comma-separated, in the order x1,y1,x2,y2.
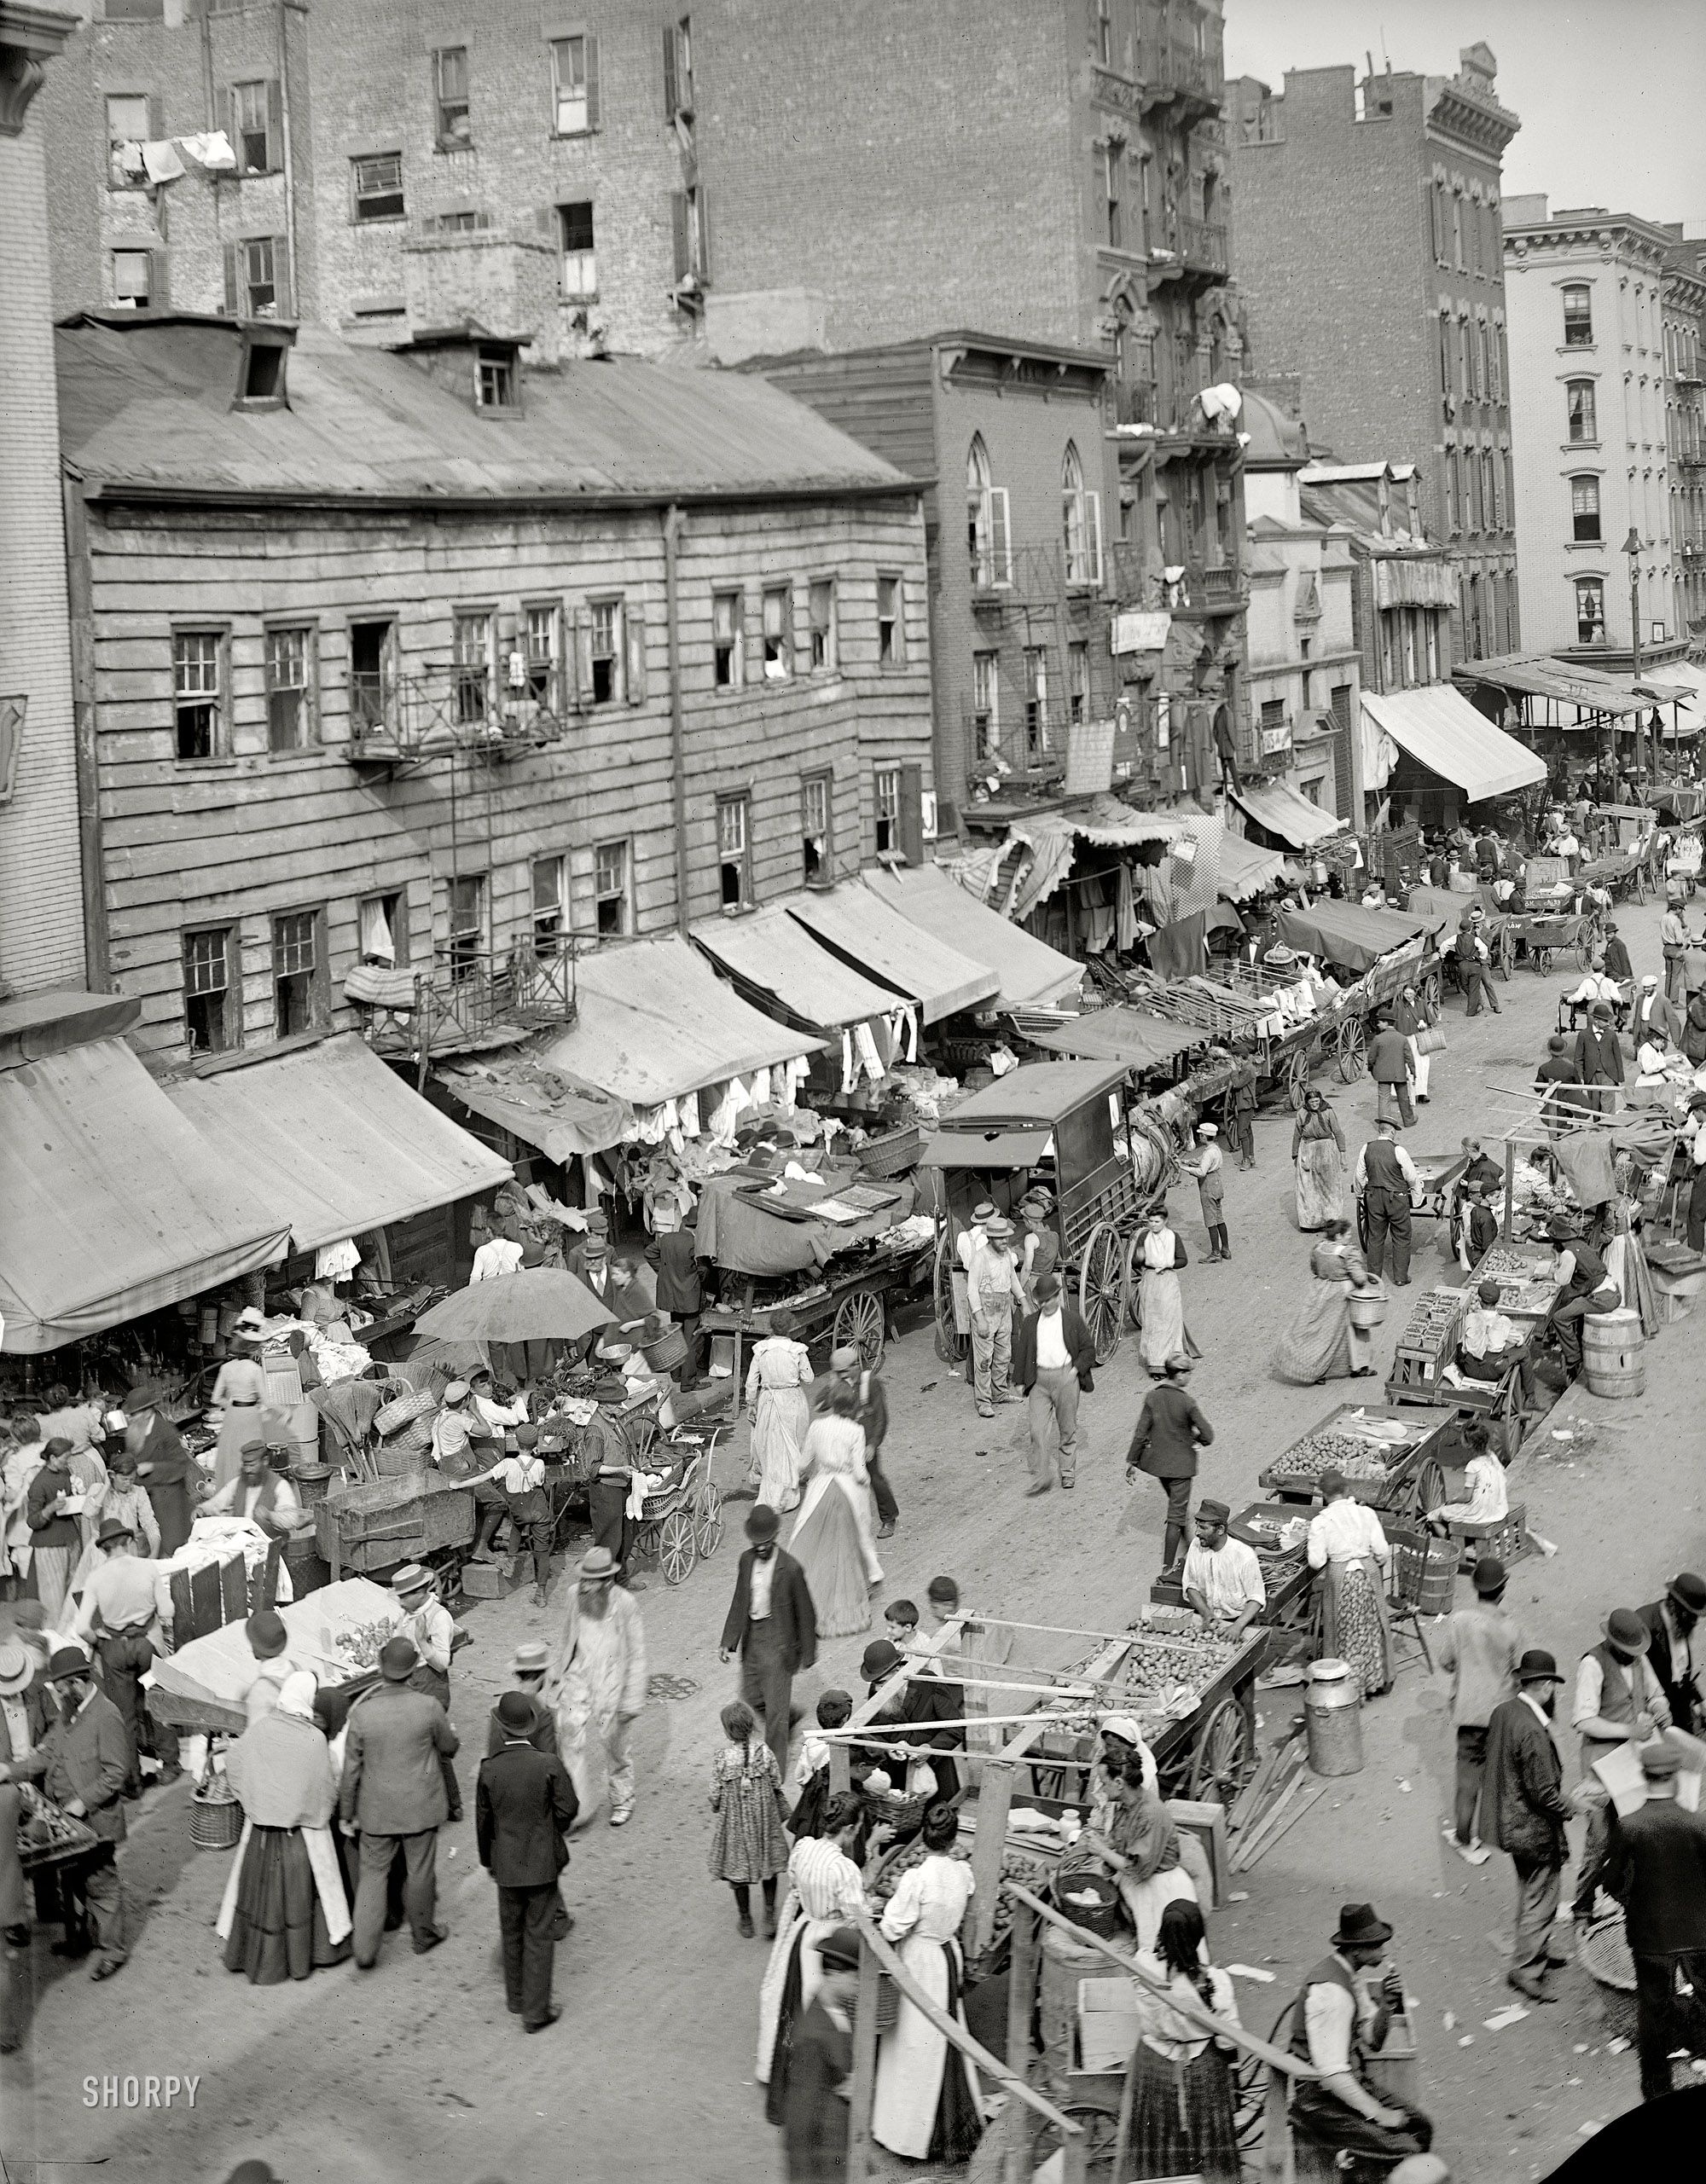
0,1636,55,1951
962,1212,1024,1419
1483,1648,1576,2002
1284,1902,1433,2164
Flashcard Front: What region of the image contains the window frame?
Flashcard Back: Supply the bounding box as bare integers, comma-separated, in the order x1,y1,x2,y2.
476,345,518,412
351,151,405,225
241,235,277,317
171,626,229,763
522,600,564,713
972,649,1000,755
530,854,568,959
111,246,154,309
873,763,902,855
1574,576,1606,646
270,906,326,1039
559,199,596,300
433,44,472,150
452,609,496,727
808,579,837,673
876,575,905,668
549,32,599,137
800,768,833,884
358,889,408,967
1061,441,1103,588
761,584,793,681
1023,644,1049,756
231,78,273,177
588,598,624,705
106,91,152,187
1104,139,1123,251
717,793,752,912
1566,379,1598,444
264,622,316,753
182,925,240,1056
447,871,487,983
711,588,744,688
1068,640,1089,726
593,837,632,937
349,617,397,740
1562,283,1593,349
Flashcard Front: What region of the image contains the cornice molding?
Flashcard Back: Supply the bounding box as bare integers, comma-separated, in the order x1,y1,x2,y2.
1506,223,1670,276
0,0,77,136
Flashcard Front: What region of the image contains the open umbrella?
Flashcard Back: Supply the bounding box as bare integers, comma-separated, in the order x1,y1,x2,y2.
412,1268,614,1345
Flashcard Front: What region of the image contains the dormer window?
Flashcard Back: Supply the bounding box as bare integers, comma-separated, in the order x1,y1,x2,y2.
234,327,293,410
476,345,516,411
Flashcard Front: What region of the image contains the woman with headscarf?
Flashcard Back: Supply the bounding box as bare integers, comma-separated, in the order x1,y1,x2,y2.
1088,1753,1198,1952
744,1310,812,1515
217,1671,352,1983
872,1804,984,2161
757,1793,867,2122
1306,1469,1393,1699
787,1385,883,1637
1272,1220,1378,1384
1391,981,1438,1104
125,1410,197,1558
1127,1898,1244,2184
1291,1091,1347,1231
1134,1208,1192,1378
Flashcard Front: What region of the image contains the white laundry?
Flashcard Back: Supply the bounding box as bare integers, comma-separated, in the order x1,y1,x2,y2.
853,1021,885,1083
140,139,185,183
178,130,237,171
315,1238,362,1281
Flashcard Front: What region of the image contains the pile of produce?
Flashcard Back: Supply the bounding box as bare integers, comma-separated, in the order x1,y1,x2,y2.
1274,1425,1406,1484
17,1783,97,1865
1117,1625,1239,1711
1477,1246,1551,1283
322,1617,397,1674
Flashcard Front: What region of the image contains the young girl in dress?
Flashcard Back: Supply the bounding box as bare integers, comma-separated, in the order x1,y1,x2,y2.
708,1700,791,1938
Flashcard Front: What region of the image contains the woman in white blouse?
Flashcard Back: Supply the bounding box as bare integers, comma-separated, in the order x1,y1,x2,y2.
756,1796,866,2122
872,1805,984,2161
743,1309,813,1515
1127,1897,1244,2183
1306,1469,1393,1698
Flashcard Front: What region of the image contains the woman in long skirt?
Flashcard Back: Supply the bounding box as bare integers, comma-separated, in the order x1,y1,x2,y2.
872,1805,984,2162
708,1700,791,1938
217,1672,351,1983
1088,1756,1198,1952
758,1798,867,2121
1291,1092,1346,1231
1136,1211,1192,1377
1307,1470,1394,1698
787,1391,883,1637
1128,1899,1243,2184
744,1310,812,1514
1272,1224,1377,1384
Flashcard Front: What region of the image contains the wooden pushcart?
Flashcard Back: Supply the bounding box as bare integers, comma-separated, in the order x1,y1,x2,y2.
1355,1147,1469,1258
1258,1401,1455,1518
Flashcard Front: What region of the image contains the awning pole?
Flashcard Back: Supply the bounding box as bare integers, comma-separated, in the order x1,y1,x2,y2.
664,504,689,936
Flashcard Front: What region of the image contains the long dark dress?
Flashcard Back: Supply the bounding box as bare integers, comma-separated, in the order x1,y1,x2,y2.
223,1828,351,1984
134,1413,195,1555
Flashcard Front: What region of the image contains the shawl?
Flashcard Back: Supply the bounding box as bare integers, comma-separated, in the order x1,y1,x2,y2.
223,1709,339,1829
1140,1229,1180,1272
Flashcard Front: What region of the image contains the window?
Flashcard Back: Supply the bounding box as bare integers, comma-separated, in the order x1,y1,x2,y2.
1437,310,1452,403
717,796,751,910
1023,646,1048,756
1465,449,1480,532
560,200,596,298
664,16,693,119
241,339,286,403
477,346,516,410
172,630,223,761
670,184,709,285
1575,576,1605,646
232,80,273,174
351,153,404,223
1472,321,1487,401
1466,574,1483,658
1094,0,1111,66
434,46,471,147
1430,177,1448,264
594,840,631,937
264,625,314,751
972,651,999,755
873,764,902,854
808,580,836,672
1488,318,1504,401
350,619,396,737
271,910,320,1037
1483,449,1498,532
589,600,622,704
1401,611,1418,686
531,856,566,958
966,436,1011,588
183,928,237,1055
1425,616,1440,681
550,34,600,135
359,892,405,965
1563,284,1593,347
801,772,832,883
240,236,277,316
1104,142,1123,251
1567,379,1597,443
112,248,153,308
107,93,150,185
877,576,902,666
448,874,485,982
524,603,561,710
1458,315,1472,400
760,587,792,680
712,590,742,687
1062,442,1103,587
1453,189,1465,270
1068,641,1089,726
453,611,493,725
1260,695,1285,737
432,208,490,234
1470,192,1483,276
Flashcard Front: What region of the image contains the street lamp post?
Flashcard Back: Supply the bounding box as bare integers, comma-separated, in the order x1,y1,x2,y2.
1624,527,1644,791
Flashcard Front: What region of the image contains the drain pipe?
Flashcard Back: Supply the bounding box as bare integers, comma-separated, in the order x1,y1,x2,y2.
664,504,689,933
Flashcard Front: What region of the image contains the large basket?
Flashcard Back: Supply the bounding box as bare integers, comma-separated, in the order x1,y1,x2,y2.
375,1434,431,1475
1576,1914,1640,2041
189,1780,244,1851
856,1122,921,1179
374,1384,436,1437
1347,1283,1390,1330
641,1324,689,1374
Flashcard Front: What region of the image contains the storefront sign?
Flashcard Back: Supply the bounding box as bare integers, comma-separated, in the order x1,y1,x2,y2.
1260,723,1292,757
1111,610,1171,656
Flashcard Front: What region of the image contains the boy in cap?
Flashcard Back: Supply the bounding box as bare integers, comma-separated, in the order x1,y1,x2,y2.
1604,1736,1706,2100
468,1428,554,1607
1436,1556,1521,1863
1125,1356,1215,1576
1182,1121,1230,1261
1484,1649,1575,1999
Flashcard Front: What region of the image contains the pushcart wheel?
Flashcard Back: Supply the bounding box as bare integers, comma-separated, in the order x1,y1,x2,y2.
1336,1016,1367,1083
694,1478,724,1559
833,1288,885,1372
1420,967,1442,1011
1188,1694,1253,1805
1534,947,1555,976
1285,1047,1311,1111
1494,928,1514,981
1038,2104,1120,2174
1575,938,1593,970
1356,1190,1370,1254
632,1521,660,1569
659,1509,696,1585
932,1231,968,1364
1077,1221,1125,1364
1416,1457,1448,1514
1121,1231,1146,1330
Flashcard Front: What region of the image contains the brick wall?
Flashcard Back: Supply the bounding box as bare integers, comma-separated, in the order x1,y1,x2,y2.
0,83,87,995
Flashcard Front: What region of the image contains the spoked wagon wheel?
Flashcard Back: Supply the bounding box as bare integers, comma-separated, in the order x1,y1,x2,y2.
1575,936,1594,970
1077,1221,1125,1363
1420,966,1442,1011
1494,927,1515,980
1356,1188,1371,1253
1336,1016,1367,1083
1121,1231,1146,1331
1285,1046,1311,1110
1037,2103,1120,2177
833,1287,885,1371
1533,945,1556,976
932,1231,967,1364
1188,1694,1254,1805
694,1477,724,1560
1415,1456,1448,1514
659,1508,697,1585
631,1520,660,1570
628,1415,660,1469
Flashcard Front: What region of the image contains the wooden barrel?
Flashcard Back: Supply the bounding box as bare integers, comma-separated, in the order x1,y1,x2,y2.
1582,1307,1645,1399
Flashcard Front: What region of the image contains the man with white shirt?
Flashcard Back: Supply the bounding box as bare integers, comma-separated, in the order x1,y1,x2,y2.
1629,972,1683,1051
1484,1650,1575,2002
1012,1272,1095,1497
470,1219,525,1283
1565,957,1622,1012
1662,896,1693,1007
1181,1500,1265,1641
1455,1280,1534,1408
71,1518,177,1795
468,1366,527,1435
1570,1608,1672,1927
1285,1902,1433,2163
392,1564,456,1712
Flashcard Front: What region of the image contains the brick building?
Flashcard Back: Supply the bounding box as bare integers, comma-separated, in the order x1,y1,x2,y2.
1662,239,1706,657
1502,194,1693,680
0,0,89,1000
1229,43,1520,667
55,311,932,1066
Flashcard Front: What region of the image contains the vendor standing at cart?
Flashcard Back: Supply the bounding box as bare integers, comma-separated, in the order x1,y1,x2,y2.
1662,892,1694,1009
1181,1501,1266,1643
649,1218,704,1389
1182,1125,1231,1264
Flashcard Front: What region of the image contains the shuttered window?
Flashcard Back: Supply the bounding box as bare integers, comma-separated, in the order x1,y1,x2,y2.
551,34,600,136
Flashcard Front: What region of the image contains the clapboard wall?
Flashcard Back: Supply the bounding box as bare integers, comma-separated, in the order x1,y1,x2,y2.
83,489,932,1063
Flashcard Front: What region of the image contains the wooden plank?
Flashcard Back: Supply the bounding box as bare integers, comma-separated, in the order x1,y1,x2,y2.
1002,1903,1039,2184
968,1760,1014,1957
847,1930,880,2184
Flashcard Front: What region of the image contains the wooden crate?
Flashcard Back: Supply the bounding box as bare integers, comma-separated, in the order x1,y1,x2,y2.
1449,1503,1529,1572
316,1475,475,1573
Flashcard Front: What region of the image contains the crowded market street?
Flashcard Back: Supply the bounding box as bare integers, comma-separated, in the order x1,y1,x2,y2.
6,889,1695,2184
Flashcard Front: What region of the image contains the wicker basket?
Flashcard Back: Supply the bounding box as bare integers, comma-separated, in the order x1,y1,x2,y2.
376,1413,436,1465
189,1777,244,1851
374,1384,437,1437
1577,1914,1640,2041
856,1122,921,1179
641,1324,688,1374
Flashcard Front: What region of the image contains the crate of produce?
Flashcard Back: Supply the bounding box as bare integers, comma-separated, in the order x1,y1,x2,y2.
1388,1289,1466,1392
316,1475,474,1570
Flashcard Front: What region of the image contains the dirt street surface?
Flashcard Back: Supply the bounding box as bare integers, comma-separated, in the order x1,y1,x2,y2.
3,896,1697,2184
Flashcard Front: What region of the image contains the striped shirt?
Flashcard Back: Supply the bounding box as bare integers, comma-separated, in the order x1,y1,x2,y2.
787,1834,865,1920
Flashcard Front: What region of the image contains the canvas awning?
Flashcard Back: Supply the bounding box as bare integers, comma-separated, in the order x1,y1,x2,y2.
436,1057,633,1163
1007,797,1185,919
1644,662,1706,736
1275,901,1439,977
1217,830,1292,902
1025,1008,1210,1073
691,905,902,1031
535,934,825,1108
0,1037,291,1352
1229,780,1347,850
1451,652,1649,717
861,864,1085,1011
917,1127,1053,1170
1361,685,1546,802
164,1033,513,1254
786,883,997,1023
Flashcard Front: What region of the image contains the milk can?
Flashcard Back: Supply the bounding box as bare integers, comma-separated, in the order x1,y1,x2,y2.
1305,1657,1364,1776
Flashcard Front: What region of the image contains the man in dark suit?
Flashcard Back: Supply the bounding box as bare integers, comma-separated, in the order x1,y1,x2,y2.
648,1219,704,1387
1637,1573,1706,1734
0,1638,58,1948
719,1504,817,1772
1484,1649,1575,2003
1013,1272,1096,1497
782,1923,859,2182
338,1636,460,1967
1572,1001,1625,1111
13,1647,131,1978
1605,1736,1706,2101
476,1692,579,2033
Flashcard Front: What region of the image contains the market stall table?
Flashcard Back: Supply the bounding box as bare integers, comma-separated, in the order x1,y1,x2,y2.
1258,1403,1454,1517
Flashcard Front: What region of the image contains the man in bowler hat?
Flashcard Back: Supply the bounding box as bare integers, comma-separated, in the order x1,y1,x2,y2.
719,1506,816,1772
1484,1649,1576,2002
1285,1902,1433,2164
477,1691,578,2032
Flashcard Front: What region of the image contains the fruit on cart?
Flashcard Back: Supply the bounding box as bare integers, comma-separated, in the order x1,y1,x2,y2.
1275,1428,1402,1482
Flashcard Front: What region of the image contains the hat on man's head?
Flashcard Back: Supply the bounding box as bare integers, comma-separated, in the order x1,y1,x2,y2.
861,1638,902,1682
1668,1573,1706,1616
1514,1648,1564,1686
1591,1001,1613,1022
1641,972,1659,989
577,1546,618,1582
378,1636,418,1682
984,1214,1014,1241
1332,1902,1394,1949
927,1574,959,1606
1164,1353,1194,1376
234,1307,267,1337
584,1209,610,1233
45,1645,93,1684
96,1517,134,1550
1639,1737,1686,1781
1546,1216,1580,1243
1198,1121,1219,1138
1546,1034,1569,1054
246,1608,288,1660
1602,1608,1651,1654
830,1345,861,1371
1197,1498,1231,1525
581,1238,608,1260
1034,1271,1062,1303
496,1691,537,1736
972,1201,997,1223
1471,1556,1507,1598
816,1926,861,1973
0,1642,35,1698
509,1641,549,1678
391,1563,433,1600
444,1380,470,1404
746,1504,780,1543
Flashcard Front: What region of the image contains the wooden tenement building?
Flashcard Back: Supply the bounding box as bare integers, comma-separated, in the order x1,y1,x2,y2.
55,310,934,1070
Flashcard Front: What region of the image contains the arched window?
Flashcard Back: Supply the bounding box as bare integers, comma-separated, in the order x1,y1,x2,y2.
1061,440,1102,587
966,436,1009,588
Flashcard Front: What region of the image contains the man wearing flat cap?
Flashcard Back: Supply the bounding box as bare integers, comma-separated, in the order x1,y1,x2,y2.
1484,1649,1575,2002
1181,1501,1264,1643
1636,1573,1706,1734
339,1635,460,1967
719,1507,816,1774
1604,1736,1706,2100
1571,1607,1672,1926
1285,1902,1432,2163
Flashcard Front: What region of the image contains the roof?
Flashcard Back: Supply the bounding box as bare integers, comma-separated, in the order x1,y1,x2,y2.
0,1037,290,1353
933,1060,1129,1127
691,905,902,1031
1230,780,1348,850
1361,685,1546,803
537,936,824,1109
1645,662,1706,735
1217,830,1293,902
436,1053,633,1163
860,864,1084,1011
785,883,998,1023
1007,797,1186,918
55,318,916,507
1275,901,1440,977
1452,652,1649,718
1024,1008,1210,1074
917,1126,1053,1171
162,1034,512,1254
1240,387,1309,468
